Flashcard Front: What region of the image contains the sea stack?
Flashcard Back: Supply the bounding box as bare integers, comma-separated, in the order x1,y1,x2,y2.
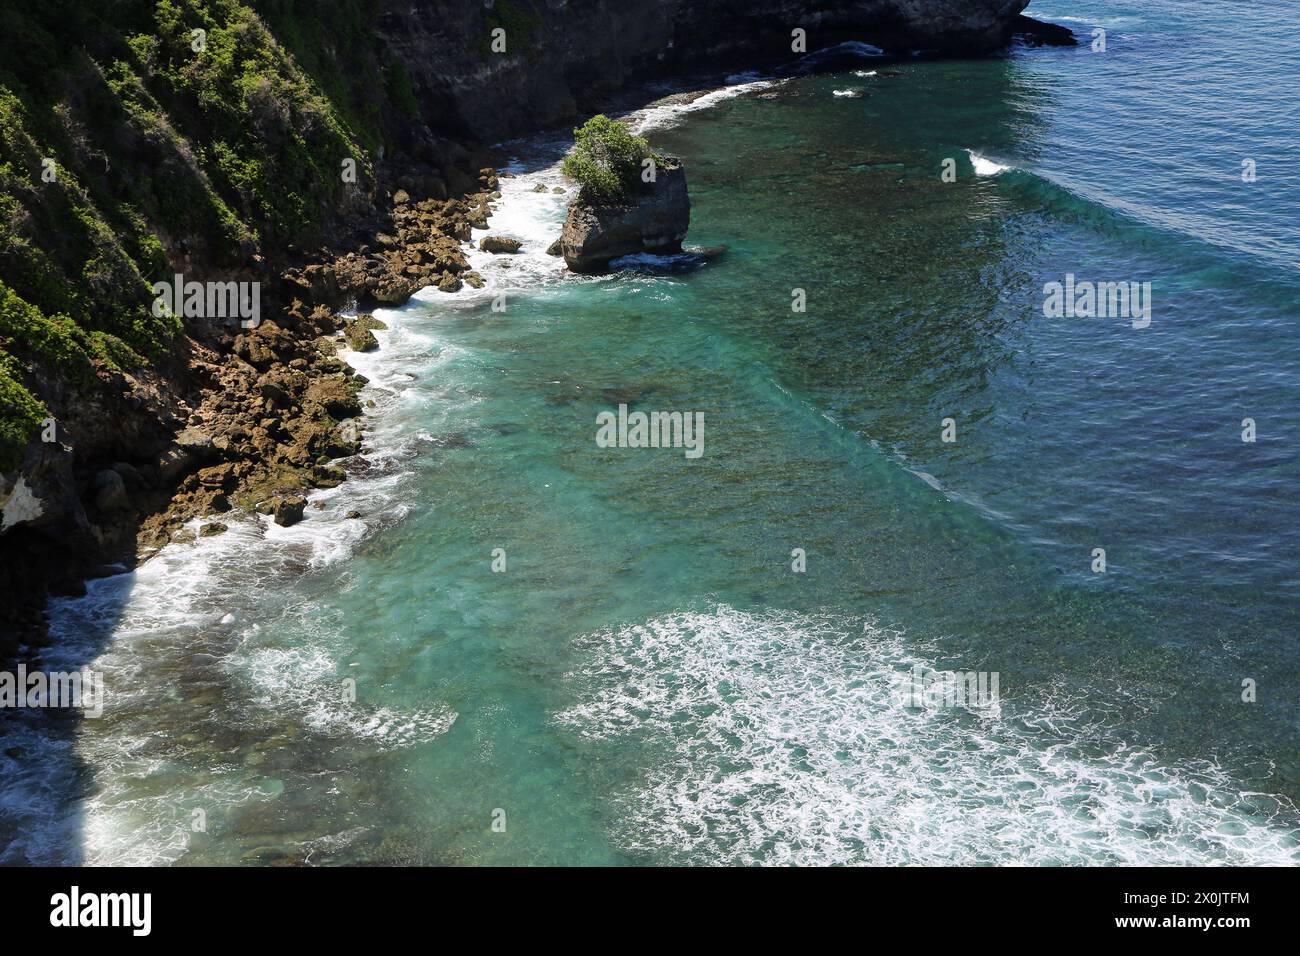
560,158,691,273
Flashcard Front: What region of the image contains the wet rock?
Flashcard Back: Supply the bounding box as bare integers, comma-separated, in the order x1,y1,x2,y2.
272,495,307,527
372,273,419,305
199,522,228,537
479,236,522,254
1012,14,1077,46
546,238,563,256
344,324,379,352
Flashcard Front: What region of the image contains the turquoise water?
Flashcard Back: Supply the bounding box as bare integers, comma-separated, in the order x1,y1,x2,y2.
3,0,1299,865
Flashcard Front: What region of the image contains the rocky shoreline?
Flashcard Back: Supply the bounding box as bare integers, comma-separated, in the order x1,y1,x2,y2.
146,167,507,547
0,169,511,656
0,3,1072,659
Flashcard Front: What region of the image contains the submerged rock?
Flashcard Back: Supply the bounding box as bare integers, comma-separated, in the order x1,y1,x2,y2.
560,157,690,272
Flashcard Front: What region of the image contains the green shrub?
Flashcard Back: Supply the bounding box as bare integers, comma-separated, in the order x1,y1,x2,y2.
0,349,46,473
561,115,662,204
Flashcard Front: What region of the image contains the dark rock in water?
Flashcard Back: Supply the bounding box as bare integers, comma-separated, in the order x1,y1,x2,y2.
546,238,563,256
344,324,378,352
1012,14,1077,46
272,495,307,527
479,235,522,254
345,510,362,520
488,422,525,436
560,158,690,272
5,746,24,759
423,432,472,449
241,846,291,864
199,521,227,537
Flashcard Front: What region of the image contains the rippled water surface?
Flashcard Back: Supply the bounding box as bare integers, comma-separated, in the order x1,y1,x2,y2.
2,0,1298,865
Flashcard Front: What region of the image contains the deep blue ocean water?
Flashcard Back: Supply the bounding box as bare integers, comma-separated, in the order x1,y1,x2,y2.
2,0,1298,865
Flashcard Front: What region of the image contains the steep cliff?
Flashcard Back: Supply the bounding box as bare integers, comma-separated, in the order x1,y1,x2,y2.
0,0,1032,652
371,0,1031,143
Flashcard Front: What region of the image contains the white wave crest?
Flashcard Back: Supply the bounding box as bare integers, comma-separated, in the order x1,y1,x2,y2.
556,605,1300,866
967,149,1012,176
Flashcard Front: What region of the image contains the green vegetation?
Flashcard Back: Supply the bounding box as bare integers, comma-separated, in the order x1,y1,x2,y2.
0,350,46,473
0,0,396,472
481,0,542,58
561,115,662,204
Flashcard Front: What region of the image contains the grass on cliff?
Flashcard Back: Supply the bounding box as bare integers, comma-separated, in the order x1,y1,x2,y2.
561,115,664,204
0,0,389,472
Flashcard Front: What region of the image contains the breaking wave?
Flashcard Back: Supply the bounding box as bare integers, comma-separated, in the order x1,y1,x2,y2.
557,605,1300,866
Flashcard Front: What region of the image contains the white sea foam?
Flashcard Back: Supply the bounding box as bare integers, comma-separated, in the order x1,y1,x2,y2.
627,75,780,134
239,644,458,752
967,150,1012,176
832,89,862,98
556,605,1300,866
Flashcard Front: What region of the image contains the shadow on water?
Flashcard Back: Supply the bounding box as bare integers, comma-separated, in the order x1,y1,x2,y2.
0,572,129,866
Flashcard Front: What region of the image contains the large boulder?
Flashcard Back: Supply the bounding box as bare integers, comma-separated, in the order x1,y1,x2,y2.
272,495,307,527
479,236,522,254
560,159,690,273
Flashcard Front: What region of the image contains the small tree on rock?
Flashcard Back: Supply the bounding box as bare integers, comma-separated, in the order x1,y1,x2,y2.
561,114,662,204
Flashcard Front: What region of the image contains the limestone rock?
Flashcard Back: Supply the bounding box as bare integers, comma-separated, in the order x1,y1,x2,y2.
479,236,523,254
560,158,690,272
272,495,307,527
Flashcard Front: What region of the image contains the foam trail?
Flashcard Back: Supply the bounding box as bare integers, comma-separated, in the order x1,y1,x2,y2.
557,605,1300,866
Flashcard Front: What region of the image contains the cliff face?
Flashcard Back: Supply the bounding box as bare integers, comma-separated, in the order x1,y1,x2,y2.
374,0,1032,143
0,0,1031,652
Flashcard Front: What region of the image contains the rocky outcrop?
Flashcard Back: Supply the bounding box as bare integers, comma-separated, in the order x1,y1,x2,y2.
560,160,691,272
1011,14,1077,46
